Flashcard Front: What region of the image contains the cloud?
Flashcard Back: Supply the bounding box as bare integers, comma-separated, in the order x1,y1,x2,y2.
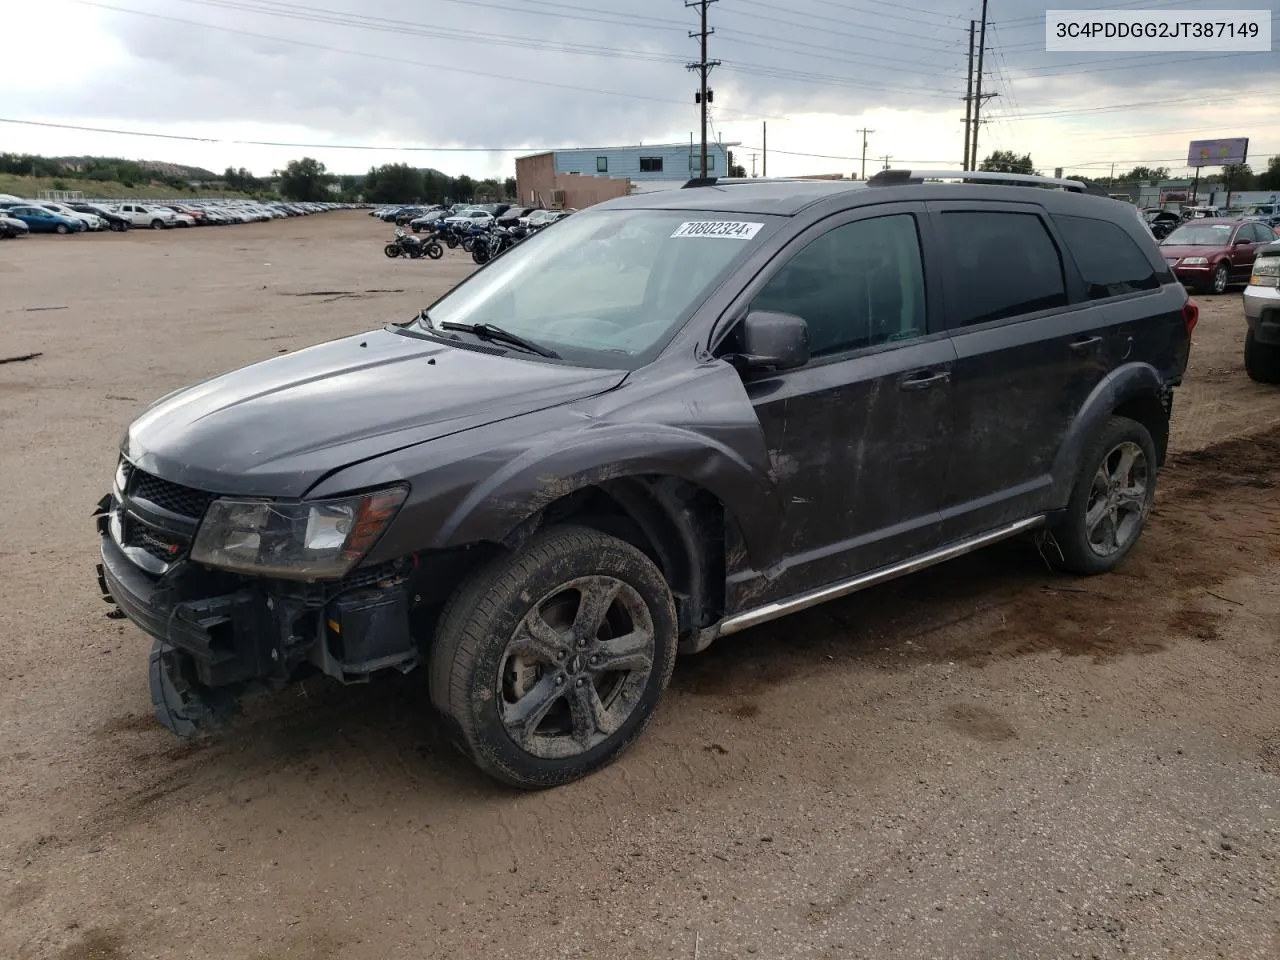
3,0,1277,178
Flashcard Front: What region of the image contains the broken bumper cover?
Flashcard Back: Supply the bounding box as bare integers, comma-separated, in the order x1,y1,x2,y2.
97,533,273,689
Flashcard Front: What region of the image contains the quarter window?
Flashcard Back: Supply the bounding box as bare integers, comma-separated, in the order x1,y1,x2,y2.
1053,214,1160,300
940,211,1067,325
751,214,927,357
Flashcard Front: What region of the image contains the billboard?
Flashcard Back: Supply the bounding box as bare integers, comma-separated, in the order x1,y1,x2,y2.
1187,138,1249,168
1159,187,1190,204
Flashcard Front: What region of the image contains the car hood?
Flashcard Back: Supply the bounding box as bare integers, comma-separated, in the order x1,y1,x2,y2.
123,328,627,498
1159,245,1227,260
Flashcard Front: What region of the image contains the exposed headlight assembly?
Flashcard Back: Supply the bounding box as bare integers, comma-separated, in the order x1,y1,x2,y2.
191,485,408,580
1180,257,1209,266
1250,256,1280,287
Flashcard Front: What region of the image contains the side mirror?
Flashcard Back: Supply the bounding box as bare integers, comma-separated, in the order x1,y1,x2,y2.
736,310,810,371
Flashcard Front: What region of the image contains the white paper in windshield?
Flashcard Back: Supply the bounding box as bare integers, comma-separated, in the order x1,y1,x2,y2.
671,220,764,240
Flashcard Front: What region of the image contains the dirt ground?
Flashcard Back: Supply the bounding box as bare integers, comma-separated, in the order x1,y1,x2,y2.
1,212,1278,960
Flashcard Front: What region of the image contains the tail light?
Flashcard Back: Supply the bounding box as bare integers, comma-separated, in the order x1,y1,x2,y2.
1182,299,1199,337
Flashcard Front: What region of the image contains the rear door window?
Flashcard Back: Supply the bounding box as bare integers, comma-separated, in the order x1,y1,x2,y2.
1052,214,1161,300
938,211,1067,326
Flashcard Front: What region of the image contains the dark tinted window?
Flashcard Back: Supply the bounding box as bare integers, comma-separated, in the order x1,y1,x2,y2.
1053,214,1160,300
639,157,664,173
941,211,1067,325
751,214,927,356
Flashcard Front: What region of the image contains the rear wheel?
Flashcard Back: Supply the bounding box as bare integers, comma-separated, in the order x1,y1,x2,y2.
425,241,443,260
1049,416,1158,576
1244,328,1280,384
429,525,678,789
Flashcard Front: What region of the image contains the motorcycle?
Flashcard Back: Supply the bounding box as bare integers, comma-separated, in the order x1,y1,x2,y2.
384,227,442,260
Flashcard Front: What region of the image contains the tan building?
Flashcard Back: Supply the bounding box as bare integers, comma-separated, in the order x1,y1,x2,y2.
515,152,631,210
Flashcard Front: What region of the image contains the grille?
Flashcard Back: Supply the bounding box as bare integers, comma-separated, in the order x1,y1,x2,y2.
121,460,217,519
123,519,184,562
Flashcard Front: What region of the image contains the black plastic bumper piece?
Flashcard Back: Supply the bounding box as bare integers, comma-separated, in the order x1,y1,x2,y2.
98,535,270,688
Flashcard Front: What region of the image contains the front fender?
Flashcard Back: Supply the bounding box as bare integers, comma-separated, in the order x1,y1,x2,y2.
1048,361,1166,505
432,421,784,565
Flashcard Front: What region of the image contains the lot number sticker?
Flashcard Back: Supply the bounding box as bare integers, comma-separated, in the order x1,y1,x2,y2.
671,220,764,240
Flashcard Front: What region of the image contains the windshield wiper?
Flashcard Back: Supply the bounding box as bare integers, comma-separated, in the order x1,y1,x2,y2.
437,321,560,359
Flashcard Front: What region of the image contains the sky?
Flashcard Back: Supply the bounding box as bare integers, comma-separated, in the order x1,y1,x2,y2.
2,0,1277,183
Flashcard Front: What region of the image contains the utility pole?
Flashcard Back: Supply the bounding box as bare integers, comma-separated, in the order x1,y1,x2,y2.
881,154,892,170
686,0,721,180
971,0,994,170
963,20,975,168
751,153,758,178
857,127,875,180
762,121,767,177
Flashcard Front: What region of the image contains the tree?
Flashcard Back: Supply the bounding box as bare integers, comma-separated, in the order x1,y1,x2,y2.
276,157,330,201
1122,166,1169,184
1259,156,1280,192
364,163,424,203
503,176,517,199
727,150,746,178
451,174,475,201
223,166,263,193
1223,163,1255,190
978,150,1036,174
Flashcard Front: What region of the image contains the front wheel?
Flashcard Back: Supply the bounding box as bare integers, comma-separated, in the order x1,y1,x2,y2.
1208,262,1230,294
472,244,490,265
1244,328,1280,384
151,219,165,230
1049,415,1158,576
55,223,69,235
384,243,401,258
429,525,678,789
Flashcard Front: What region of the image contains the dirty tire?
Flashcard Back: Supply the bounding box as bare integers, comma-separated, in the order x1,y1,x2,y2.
1208,262,1230,295
1244,329,1280,384
429,525,678,789
1050,415,1158,576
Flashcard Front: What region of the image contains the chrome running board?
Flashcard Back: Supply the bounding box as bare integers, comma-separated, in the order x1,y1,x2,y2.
716,515,1047,638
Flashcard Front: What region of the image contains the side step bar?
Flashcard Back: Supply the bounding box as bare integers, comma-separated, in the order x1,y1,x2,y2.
715,515,1046,639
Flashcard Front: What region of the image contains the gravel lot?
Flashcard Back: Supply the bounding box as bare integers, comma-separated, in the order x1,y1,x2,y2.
2,211,1278,960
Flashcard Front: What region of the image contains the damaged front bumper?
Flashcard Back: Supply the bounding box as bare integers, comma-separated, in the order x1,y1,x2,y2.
95,493,421,736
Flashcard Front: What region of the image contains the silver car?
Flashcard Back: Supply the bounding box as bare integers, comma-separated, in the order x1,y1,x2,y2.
1244,239,1280,383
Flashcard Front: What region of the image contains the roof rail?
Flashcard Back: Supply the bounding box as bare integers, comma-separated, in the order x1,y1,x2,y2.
680,176,865,189
868,168,1087,193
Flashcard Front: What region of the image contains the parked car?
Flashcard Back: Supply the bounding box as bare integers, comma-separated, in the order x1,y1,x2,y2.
71,203,131,232
97,170,1194,788
0,213,30,238
39,202,103,231
1141,208,1181,240
443,208,494,228
1244,203,1280,228
1244,239,1280,383
520,208,573,230
3,204,84,234
110,203,178,229
1158,218,1277,294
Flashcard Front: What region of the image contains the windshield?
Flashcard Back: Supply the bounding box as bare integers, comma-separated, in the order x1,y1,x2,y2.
1163,224,1232,246
417,208,776,367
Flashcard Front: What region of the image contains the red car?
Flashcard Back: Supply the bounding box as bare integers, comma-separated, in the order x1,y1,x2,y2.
1159,218,1280,294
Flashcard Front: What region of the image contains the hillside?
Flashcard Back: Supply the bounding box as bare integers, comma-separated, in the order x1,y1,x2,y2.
0,174,252,200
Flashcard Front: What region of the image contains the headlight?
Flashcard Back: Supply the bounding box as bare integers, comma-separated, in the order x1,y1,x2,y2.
1251,257,1280,287
1181,257,1209,266
191,485,408,580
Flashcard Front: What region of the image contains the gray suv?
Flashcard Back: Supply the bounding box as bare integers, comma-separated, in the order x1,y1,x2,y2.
97,170,1194,788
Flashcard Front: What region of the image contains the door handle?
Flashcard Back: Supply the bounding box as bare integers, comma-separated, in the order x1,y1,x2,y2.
899,369,952,391
1069,335,1103,353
